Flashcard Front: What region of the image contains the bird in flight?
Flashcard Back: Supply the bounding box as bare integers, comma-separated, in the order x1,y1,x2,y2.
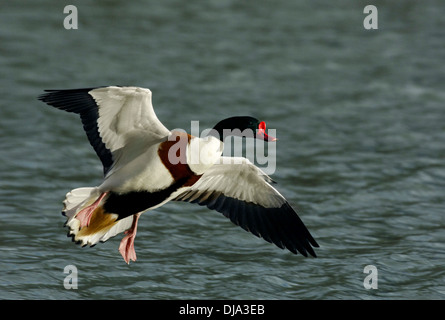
39,86,318,264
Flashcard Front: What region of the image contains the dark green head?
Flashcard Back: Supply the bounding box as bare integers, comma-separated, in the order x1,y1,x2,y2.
209,116,276,142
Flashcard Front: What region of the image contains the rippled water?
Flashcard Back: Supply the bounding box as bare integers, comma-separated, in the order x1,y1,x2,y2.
1,1,445,300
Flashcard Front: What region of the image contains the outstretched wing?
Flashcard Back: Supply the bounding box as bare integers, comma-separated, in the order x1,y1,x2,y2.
38,86,170,175
174,157,319,257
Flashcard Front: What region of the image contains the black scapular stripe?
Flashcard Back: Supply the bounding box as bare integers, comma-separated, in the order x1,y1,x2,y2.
104,177,189,220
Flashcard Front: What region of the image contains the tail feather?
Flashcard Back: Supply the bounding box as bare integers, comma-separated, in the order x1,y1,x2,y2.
63,187,101,226
62,187,133,247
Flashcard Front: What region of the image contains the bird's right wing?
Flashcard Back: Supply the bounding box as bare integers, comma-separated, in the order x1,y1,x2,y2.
174,157,319,256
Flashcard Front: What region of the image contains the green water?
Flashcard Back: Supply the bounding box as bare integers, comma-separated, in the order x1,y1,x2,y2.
1,0,445,299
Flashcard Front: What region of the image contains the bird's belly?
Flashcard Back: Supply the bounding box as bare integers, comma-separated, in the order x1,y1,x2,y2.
103,178,190,220
100,145,174,194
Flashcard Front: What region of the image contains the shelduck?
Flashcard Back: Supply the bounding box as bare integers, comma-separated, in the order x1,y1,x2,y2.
39,86,318,264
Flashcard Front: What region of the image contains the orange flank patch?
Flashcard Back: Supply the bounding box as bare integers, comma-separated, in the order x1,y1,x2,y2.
184,174,202,187
77,206,117,237
158,131,202,187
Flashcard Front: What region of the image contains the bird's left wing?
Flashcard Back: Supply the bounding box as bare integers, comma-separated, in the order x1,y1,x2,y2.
38,86,170,175
174,157,319,256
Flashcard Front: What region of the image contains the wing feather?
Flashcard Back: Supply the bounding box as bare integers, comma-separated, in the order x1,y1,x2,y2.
174,157,319,256
38,86,170,176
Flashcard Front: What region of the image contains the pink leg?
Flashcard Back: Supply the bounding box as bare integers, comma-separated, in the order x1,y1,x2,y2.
76,192,108,228
119,214,140,264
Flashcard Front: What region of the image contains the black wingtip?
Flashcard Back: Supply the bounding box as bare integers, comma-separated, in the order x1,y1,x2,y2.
38,87,114,176
185,192,319,258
